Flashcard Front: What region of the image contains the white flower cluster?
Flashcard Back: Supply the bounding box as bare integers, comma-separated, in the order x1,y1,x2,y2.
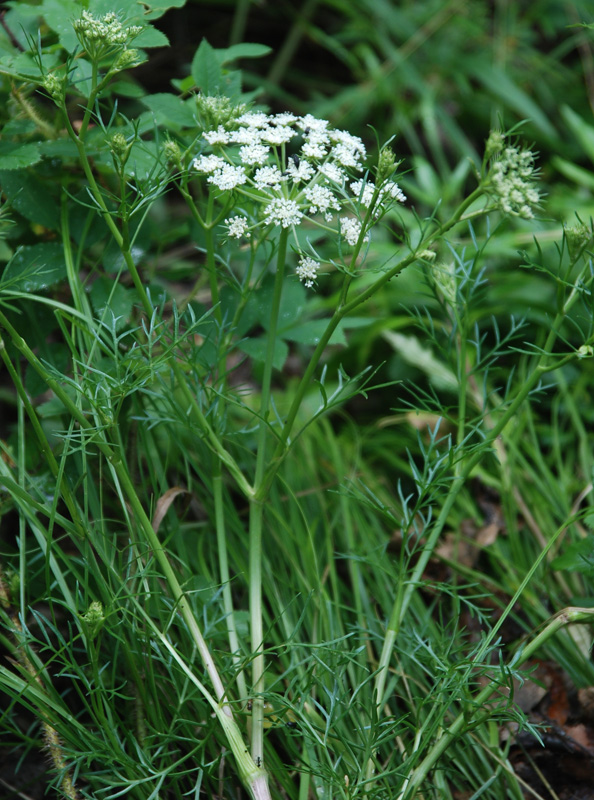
73,11,142,60
192,111,406,286
350,179,406,210
490,146,540,219
226,216,251,239
296,256,320,288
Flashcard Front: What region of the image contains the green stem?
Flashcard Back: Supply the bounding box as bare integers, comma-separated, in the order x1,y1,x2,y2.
249,227,290,766
0,309,230,714
62,114,153,319
0,337,86,539
400,605,594,800
258,188,489,500
229,0,251,45
456,323,468,461
61,194,93,322
170,359,254,499
214,464,248,701
372,272,576,713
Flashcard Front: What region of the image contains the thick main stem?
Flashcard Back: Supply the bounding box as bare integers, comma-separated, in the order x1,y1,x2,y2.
249,228,289,765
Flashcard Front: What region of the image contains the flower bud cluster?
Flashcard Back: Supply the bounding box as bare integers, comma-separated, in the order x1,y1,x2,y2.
564,222,592,261
43,73,65,102
81,600,105,639
192,111,406,288
489,145,540,220
73,11,143,62
196,95,248,131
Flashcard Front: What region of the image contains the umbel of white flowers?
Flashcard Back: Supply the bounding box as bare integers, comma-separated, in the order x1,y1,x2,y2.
192,112,407,288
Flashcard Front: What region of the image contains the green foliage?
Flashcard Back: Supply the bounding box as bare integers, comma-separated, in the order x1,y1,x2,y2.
0,2,593,800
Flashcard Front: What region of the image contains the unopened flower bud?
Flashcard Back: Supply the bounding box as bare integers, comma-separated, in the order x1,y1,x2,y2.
81,600,105,638
195,94,247,129
163,139,182,168
110,132,129,157
565,223,592,261
113,49,140,72
485,130,505,160
377,146,397,183
419,249,436,262
43,73,64,102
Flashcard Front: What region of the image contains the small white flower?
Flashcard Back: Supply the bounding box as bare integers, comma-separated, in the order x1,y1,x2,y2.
225,216,251,239
261,125,296,145
340,216,368,246
239,143,270,165
303,137,328,159
273,113,298,126
237,112,270,128
286,158,314,183
203,126,230,145
193,154,226,173
351,179,407,210
296,256,320,288
331,129,366,157
264,198,303,228
299,115,329,134
318,162,345,184
382,181,407,203
304,184,341,221
229,127,263,145
253,165,285,191
350,179,376,207
208,164,247,191
333,142,364,169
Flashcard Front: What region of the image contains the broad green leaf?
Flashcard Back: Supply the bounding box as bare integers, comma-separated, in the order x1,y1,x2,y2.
277,280,306,329
172,75,195,93
124,139,168,180
2,119,38,137
191,39,224,95
134,27,169,48
26,343,70,398
0,52,44,79
551,537,594,575
38,139,80,159
216,43,272,65
238,336,288,370
141,93,197,128
69,58,94,98
110,80,146,98
1,243,66,292
39,0,82,53
136,0,187,20
281,319,347,346
0,169,60,229
0,142,41,170
90,276,134,331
